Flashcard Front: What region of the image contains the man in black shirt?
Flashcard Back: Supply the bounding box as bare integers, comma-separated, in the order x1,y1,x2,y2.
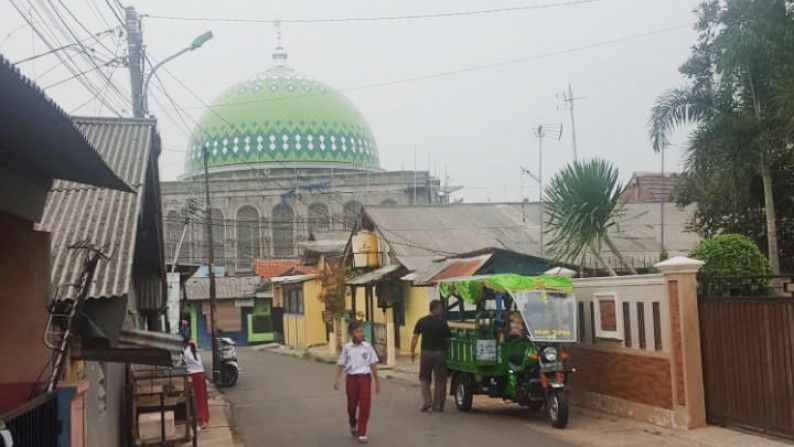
410,299,451,412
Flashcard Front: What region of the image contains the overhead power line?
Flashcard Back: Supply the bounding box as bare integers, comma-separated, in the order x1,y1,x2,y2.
149,22,694,115
9,0,125,116
144,0,618,23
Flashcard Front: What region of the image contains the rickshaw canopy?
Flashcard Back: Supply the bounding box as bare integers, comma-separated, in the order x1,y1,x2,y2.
438,274,573,304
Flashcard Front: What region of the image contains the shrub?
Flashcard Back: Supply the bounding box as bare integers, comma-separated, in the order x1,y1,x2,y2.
690,234,771,296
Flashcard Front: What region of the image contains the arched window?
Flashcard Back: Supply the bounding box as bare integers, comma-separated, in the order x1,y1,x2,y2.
272,204,294,257
209,208,226,266
308,203,330,236
236,206,260,271
343,201,362,230
380,199,398,206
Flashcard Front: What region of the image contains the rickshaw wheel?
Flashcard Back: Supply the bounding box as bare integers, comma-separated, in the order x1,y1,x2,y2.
453,374,473,412
548,390,569,429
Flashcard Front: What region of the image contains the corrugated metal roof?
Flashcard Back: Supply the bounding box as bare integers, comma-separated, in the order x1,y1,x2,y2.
346,264,406,286
36,117,158,300
365,203,540,270
184,276,260,300
270,274,316,285
412,254,492,286
118,329,184,367
0,56,131,192
364,201,699,271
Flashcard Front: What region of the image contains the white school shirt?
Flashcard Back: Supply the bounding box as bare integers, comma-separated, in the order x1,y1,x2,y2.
337,341,379,375
183,345,204,375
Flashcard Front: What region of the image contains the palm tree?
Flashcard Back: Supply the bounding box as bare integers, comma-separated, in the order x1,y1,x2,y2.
544,158,638,276
648,0,790,275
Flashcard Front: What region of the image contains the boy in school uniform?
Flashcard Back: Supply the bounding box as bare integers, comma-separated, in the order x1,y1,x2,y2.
334,321,381,444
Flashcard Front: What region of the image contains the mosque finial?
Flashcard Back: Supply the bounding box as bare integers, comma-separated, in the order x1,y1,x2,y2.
272,19,288,66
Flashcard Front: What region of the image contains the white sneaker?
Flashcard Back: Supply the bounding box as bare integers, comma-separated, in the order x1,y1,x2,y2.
358,435,369,444
350,426,357,437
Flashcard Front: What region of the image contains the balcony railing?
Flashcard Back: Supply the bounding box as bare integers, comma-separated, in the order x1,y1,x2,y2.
0,391,59,447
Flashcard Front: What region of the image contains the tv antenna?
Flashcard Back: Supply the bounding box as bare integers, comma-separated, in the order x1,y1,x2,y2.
522,123,562,257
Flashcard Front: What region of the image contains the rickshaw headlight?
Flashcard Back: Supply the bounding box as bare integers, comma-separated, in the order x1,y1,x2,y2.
542,347,558,362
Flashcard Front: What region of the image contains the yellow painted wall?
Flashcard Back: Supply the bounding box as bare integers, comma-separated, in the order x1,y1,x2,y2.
281,278,327,349
303,278,328,347
399,285,433,354
283,314,306,349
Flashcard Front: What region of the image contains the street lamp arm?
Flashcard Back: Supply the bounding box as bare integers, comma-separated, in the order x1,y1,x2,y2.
141,31,212,116
142,46,192,112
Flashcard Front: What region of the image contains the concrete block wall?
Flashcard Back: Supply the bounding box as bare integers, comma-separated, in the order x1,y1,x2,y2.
568,257,706,429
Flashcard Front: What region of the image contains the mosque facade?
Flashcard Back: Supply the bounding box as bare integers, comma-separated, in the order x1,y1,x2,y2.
161,44,443,275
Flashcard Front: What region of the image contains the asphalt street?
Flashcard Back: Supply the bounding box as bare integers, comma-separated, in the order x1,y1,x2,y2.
220,347,578,447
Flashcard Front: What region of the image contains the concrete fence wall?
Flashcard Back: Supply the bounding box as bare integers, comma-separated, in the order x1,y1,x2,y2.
568,257,706,429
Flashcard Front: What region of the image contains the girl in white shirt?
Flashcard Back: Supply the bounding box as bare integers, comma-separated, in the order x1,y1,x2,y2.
183,338,210,429
334,321,380,444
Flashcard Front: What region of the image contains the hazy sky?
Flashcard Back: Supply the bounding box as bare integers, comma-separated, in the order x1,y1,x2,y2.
1,0,700,202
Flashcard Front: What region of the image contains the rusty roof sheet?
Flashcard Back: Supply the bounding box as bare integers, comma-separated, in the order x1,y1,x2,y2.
184,276,261,300
254,259,300,280
412,254,492,286
36,117,158,300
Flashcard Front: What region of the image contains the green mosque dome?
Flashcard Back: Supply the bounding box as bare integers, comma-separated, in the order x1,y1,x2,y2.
185,46,380,174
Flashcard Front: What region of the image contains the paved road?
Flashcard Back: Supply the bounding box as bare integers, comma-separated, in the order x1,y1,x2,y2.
221,347,578,447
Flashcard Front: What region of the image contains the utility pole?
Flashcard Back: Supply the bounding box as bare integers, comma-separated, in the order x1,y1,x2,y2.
557,84,585,161
201,142,220,384
125,7,144,118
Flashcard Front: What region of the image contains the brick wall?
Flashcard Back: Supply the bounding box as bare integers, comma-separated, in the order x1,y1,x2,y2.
570,347,674,409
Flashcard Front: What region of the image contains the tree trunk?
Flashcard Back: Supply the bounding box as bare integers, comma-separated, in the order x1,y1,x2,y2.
760,158,781,275
603,234,639,275
591,246,618,276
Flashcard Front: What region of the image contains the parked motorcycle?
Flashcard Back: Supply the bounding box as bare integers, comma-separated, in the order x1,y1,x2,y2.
217,337,239,387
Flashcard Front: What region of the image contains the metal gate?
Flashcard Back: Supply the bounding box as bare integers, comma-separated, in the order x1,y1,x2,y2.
699,297,794,438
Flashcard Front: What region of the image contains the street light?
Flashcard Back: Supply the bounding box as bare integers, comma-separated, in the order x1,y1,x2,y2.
142,31,213,115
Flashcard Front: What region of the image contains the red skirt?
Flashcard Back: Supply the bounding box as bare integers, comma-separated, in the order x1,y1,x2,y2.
190,372,210,425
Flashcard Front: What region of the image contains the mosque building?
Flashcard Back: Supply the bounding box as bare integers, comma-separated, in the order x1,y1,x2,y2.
161,42,445,275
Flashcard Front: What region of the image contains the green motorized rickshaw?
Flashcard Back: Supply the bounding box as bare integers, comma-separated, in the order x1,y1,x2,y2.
439,274,577,428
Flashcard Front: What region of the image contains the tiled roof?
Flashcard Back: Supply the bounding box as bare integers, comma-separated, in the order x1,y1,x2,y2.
36,117,159,300
184,275,260,300
254,259,300,279
621,172,681,203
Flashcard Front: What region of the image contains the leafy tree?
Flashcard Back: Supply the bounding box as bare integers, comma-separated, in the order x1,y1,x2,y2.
649,0,794,274
544,158,638,276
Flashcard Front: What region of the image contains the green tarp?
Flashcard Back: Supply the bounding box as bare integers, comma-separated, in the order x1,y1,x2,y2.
438,274,573,304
